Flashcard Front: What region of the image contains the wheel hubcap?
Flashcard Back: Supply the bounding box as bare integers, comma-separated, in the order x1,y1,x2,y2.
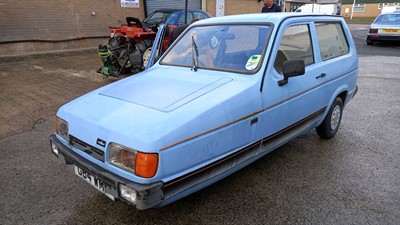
330,105,341,131
142,47,152,67
142,47,158,68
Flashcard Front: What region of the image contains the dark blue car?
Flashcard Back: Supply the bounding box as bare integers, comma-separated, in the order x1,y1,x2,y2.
142,8,211,27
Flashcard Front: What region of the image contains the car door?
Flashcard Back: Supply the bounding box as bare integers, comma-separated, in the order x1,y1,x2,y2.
254,19,327,147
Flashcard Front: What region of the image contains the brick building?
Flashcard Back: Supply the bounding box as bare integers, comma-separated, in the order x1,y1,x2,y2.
340,0,400,18
0,0,272,56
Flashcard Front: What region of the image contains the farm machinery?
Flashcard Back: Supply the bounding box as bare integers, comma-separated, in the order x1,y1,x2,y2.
97,17,173,77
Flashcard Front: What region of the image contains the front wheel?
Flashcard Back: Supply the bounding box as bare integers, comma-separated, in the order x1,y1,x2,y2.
316,97,343,139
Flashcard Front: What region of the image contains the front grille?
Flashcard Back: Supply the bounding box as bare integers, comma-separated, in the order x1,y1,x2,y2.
69,135,105,162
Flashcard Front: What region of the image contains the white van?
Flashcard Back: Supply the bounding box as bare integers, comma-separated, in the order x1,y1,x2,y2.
381,6,400,13
295,4,336,15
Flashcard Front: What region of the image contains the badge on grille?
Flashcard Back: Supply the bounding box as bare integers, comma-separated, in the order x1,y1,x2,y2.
96,138,106,147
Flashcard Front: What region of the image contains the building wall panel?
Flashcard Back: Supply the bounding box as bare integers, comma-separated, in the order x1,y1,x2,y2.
0,0,144,43
206,0,264,16
0,0,144,55
145,0,201,16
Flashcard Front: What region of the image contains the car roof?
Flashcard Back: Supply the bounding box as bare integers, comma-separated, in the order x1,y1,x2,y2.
193,13,343,25
380,12,400,15
152,8,204,13
374,12,400,18
153,8,181,13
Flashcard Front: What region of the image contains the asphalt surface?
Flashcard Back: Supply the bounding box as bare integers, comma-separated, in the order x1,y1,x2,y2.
0,24,399,225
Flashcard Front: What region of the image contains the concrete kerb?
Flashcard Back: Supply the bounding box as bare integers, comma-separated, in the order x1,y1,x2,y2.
347,23,370,30
0,47,99,63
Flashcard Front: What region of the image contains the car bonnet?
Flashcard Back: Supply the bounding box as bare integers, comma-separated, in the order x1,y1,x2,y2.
99,68,232,112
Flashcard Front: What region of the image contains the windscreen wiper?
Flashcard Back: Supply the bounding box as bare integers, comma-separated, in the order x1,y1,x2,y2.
191,36,199,72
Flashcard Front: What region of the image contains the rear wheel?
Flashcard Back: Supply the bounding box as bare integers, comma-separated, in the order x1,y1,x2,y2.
366,40,373,45
132,39,154,69
316,97,343,139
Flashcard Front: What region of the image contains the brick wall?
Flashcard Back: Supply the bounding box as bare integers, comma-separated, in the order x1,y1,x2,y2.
0,0,145,56
206,0,265,16
341,3,384,18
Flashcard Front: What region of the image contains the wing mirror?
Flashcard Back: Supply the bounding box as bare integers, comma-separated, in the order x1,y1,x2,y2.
278,59,305,86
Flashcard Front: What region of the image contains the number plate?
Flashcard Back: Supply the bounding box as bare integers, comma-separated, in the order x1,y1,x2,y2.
74,165,115,200
382,29,399,33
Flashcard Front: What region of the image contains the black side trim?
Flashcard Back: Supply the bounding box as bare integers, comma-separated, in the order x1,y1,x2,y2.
163,107,326,198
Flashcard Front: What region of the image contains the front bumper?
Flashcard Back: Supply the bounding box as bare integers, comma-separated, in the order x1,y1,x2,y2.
49,135,164,210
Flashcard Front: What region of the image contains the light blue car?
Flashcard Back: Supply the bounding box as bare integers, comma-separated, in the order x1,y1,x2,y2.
50,13,358,210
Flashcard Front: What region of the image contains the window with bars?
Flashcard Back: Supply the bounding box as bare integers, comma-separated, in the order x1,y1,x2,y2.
354,4,365,12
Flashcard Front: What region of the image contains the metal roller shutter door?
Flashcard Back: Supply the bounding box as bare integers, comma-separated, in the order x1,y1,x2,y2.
145,0,201,16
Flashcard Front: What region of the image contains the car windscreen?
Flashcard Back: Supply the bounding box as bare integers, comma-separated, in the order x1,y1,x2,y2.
160,24,272,74
374,14,400,25
143,11,173,25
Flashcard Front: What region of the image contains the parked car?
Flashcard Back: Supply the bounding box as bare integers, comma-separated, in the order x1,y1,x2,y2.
142,8,211,28
50,13,358,210
366,12,400,45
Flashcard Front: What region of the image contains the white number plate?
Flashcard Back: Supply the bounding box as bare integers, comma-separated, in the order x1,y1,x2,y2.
382,29,399,33
74,165,115,200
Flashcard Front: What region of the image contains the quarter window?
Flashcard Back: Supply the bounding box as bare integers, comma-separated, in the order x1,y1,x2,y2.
274,24,314,74
193,12,209,20
315,23,349,61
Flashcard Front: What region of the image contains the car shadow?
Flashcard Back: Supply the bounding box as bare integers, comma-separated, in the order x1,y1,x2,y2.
369,41,400,47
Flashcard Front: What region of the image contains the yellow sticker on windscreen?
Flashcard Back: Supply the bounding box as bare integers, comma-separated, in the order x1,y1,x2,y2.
245,55,261,71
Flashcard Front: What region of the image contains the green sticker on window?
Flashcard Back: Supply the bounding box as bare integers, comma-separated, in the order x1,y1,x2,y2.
245,55,261,70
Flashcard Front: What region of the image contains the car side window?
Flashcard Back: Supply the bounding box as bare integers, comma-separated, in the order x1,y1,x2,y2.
274,24,314,74
178,13,193,25
148,12,169,24
315,22,349,61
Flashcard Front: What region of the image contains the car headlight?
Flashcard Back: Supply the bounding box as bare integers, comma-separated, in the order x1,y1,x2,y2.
55,117,69,141
108,143,158,178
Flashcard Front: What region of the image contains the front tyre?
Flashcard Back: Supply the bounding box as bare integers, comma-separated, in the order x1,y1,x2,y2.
316,97,343,139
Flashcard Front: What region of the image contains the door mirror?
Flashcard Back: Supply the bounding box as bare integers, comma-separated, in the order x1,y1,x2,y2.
278,59,305,86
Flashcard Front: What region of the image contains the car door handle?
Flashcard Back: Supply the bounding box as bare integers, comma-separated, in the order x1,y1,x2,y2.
316,73,326,79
